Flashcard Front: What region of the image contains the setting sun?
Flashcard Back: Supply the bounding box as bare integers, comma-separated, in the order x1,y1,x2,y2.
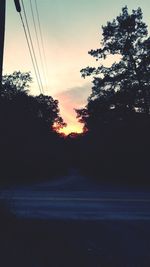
59,124,83,136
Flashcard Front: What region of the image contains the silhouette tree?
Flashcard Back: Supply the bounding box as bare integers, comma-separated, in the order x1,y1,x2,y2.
75,7,150,184
35,94,66,132
77,6,150,131
1,71,31,98
0,71,67,183
1,71,65,132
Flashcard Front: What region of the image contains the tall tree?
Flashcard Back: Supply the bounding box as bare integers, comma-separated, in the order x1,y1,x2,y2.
77,6,150,131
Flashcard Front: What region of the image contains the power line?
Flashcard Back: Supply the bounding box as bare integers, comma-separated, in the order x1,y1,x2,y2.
34,0,49,87
19,12,42,94
29,0,48,91
21,0,44,94
14,0,42,94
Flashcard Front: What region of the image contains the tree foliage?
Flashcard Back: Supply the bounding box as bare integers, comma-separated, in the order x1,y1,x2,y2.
0,71,67,183
74,7,150,184
77,6,150,131
2,71,31,98
1,71,66,132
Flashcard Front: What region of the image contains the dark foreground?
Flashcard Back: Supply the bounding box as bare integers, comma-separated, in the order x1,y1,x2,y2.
1,218,150,267
1,172,150,267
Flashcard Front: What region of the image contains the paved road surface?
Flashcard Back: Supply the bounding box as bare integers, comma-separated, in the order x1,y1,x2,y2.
0,170,150,220
1,171,150,266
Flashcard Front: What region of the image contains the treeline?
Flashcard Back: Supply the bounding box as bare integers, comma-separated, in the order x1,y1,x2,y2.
69,6,150,185
0,72,68,184
68,116,150,185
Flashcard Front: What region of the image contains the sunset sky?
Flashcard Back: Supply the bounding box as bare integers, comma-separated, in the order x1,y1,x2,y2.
3,0,150,134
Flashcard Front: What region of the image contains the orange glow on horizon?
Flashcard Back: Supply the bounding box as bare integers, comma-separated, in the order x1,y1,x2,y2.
59,124,83,136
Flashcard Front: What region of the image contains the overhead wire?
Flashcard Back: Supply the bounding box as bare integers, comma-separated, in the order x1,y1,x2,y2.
19,12,42,94
29,0,48,91
34,0,49,87
21,0,44,94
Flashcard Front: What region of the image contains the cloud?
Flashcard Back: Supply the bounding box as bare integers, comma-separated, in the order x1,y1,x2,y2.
55,82,91,108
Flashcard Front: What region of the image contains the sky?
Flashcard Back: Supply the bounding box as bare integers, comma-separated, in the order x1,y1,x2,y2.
3,0,150,134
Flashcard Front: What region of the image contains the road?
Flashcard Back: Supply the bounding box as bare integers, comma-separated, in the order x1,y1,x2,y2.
0,170,150,220
1,171,150,266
